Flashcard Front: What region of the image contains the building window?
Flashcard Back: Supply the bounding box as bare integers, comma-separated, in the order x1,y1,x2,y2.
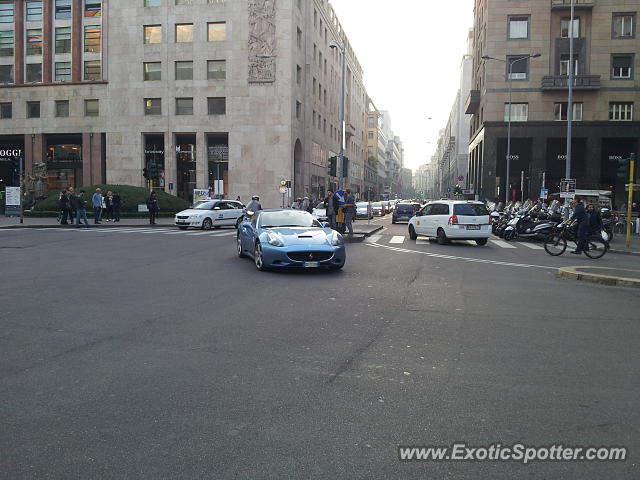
295,100,301,119
0,64,13,84
560,17,580,38
0,102,11,119
207,97,226,115
145,0,161,6
85,0,101,17
25,63,41,83
296,64,301,85
613,13,635,38
27,101,40,119
175,24,193,43
560,54,579,75
55,27,72,54
297,27,302,48
508,16,530,39
84,26,101,53
609,102,633,121
55,62,71,82
612,54,634,79
144,98,162,115
26,1,43,21
55,100,69,117
0,1,14,23
368,131,374,139
0,30,13,57
207,22,226,41
504,103,528,122
85,99,99,116
207,60,226,79
554,102,582,121
143,62,161,81
26,29,43,56
144,25,162,44
84,60,101,80
175,61,193,80
55,0,72,19
506,55,529,80
176,97,193,115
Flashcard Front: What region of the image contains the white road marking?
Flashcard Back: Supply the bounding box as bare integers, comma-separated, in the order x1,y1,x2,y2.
365,234,382,244
187,231,219,236
363,242,553,270
389,236,405,244
490,240,517,249
210,232,237,237
517,242,544,250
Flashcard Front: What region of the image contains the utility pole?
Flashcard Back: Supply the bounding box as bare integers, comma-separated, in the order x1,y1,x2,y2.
565,0,575,205
330,40,346,191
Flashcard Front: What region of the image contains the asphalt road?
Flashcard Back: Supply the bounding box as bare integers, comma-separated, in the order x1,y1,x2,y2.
1,221,639,479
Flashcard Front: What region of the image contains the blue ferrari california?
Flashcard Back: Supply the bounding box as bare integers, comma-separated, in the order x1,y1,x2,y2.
237,209,346,271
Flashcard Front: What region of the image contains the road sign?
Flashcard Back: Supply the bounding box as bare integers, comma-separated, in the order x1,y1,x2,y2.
279,185,287,194
280,180,287,187
462,189,474,195
559,179,576,199
446,187,452,193
334,190,346,206
458,175,464,182
540,188,549,199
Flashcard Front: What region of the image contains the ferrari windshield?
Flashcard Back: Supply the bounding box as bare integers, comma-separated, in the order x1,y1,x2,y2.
259,210,322,228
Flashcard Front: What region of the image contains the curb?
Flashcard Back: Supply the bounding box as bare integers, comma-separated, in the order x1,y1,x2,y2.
558,266,640,289
607,247,640,256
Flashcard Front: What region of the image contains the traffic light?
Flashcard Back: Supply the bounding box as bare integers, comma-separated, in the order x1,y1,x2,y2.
143,167,149,180
328,156,337,177
342,157,349,178
616,158,628,180
454,185,462,196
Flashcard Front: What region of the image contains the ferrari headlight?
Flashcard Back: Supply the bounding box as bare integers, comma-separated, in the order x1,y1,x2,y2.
266,232,285,247
330,232,344,246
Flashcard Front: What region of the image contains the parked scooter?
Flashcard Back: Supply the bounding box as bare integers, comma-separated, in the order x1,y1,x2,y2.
503,205,558,241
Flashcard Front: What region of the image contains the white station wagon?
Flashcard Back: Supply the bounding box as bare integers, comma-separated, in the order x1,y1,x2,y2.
408,200,491,246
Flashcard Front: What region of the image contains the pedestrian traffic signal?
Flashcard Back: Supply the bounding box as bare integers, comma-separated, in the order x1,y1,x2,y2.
328,156,337,177
342,157,349,178
616,159,628,179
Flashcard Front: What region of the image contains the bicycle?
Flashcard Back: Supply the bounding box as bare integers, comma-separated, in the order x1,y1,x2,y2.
544,222,608,259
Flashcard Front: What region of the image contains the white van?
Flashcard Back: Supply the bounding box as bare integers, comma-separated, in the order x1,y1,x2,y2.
408,200,491,245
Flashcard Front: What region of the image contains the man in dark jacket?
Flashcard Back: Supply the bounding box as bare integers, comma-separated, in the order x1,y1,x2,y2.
571,198,588,254
112,191,121,222
323,189,337,229
146,191,159,225
74,191,90,228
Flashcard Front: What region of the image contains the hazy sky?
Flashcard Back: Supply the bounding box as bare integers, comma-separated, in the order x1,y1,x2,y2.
330,0,475,171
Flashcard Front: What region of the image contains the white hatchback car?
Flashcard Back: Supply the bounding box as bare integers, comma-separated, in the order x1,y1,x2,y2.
175,199,245,230
408,201,491,245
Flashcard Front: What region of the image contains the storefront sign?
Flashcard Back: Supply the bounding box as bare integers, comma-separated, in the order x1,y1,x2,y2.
0,149,22,159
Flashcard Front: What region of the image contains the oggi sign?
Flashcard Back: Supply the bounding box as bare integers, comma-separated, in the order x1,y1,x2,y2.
0,149,22,157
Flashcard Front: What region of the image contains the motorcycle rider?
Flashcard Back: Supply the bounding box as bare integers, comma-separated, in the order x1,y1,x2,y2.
570,198,589,254
244,195,262,216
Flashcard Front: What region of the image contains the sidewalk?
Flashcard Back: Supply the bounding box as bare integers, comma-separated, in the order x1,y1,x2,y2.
0,216,174,228
608,234,640,256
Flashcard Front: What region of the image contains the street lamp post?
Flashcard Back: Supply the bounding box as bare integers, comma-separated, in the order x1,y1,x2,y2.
565,0,575,199
330,40,346,191
482,54,541,204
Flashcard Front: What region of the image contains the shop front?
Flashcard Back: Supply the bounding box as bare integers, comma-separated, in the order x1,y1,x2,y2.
176,134,196,202
144,134,165,191
44,134,83,190
207,133,228,198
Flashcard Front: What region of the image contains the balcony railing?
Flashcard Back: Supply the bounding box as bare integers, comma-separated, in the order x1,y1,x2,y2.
464,90,480,114
541,75,601,90
551,0,594,10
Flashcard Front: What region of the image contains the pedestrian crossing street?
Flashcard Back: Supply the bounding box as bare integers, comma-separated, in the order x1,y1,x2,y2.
29,227,238,239
366,234,545,250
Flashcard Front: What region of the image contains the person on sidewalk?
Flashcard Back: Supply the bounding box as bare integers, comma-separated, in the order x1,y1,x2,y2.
75,191,90,228
112,191,121,222
324,189,337,230
92,188,103,224
146,191,159,225
343,188,356,237
59,189,72,224
104,191,114,222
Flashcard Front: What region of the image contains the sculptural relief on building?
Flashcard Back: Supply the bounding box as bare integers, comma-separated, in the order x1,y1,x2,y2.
248,0,276,83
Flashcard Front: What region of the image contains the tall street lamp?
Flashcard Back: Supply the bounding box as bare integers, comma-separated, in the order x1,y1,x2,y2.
482,53,541,204
330,40,346,191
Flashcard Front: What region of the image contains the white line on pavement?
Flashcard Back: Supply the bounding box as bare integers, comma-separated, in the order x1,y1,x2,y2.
389,236,405,244
490,240,517,249
365,235,382,244
187,231,219,236
210,232,237,237
517,242,545,250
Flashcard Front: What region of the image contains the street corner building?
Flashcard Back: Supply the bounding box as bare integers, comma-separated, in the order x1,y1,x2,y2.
464,0,640,207
0,0,371,207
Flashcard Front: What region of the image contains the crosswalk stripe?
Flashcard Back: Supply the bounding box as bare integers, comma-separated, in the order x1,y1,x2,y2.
490,240,517,249
365,234,382,243
389,236,405,244
210,231,237,237
187,231,217,236
517,242,544,250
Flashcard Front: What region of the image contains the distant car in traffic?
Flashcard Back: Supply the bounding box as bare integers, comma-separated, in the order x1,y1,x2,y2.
371,202,385,216
408,200,491,245
312,202,328,221
392,202,421,224
175,199,245,230
237,209,346,271
356,202,373,220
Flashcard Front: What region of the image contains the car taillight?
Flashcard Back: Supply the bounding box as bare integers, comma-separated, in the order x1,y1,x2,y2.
448,215,458,225
488,216,493,225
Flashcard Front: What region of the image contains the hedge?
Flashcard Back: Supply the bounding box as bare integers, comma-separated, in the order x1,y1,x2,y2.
29,184,190,216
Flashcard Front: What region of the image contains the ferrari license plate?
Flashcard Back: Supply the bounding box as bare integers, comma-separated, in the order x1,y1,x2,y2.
303,261,320,268
466,225,481,230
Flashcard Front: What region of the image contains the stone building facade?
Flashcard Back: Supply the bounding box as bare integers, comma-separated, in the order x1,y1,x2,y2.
0,0,370,207
465,0,640,206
